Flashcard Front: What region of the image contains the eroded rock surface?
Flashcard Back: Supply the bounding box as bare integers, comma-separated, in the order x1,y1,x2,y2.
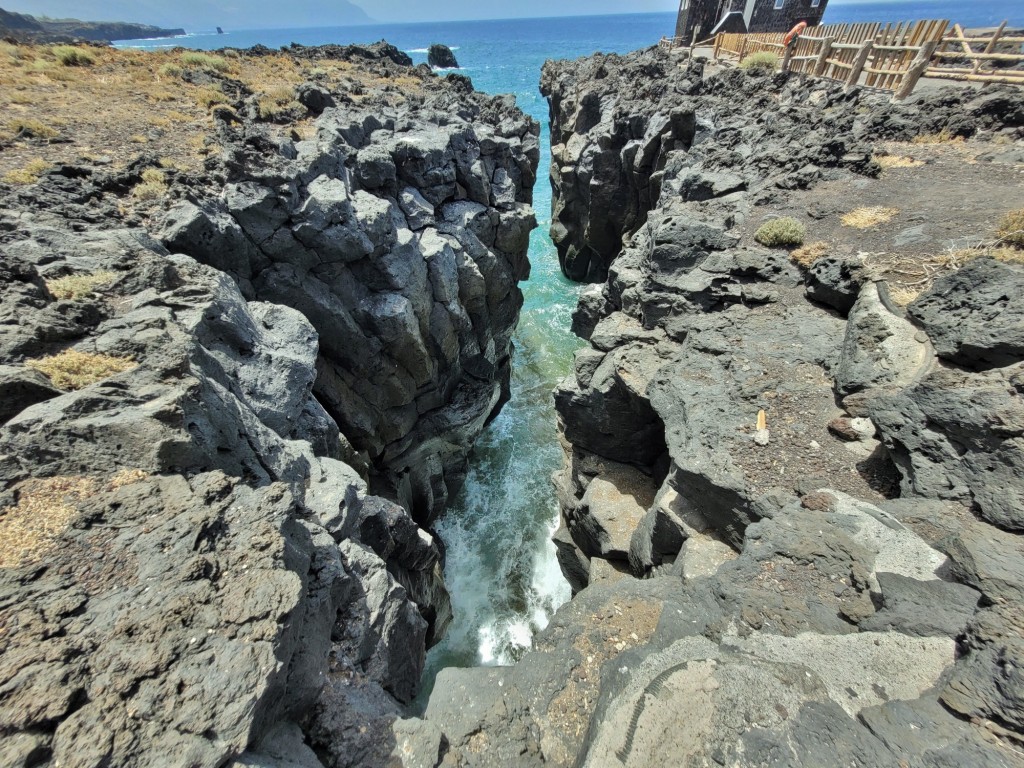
410,47,1024,767
0,44,537,768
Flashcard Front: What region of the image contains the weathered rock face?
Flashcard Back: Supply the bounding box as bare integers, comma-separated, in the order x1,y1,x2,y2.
159,76,538,527
0,227,445,766
0,44,537,768
406,48,1024,766
541,49,1023,284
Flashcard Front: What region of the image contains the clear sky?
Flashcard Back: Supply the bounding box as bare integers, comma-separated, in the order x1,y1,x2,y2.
363,1,673,22
5,0,907,27
361,0,891,23
364,0,892,22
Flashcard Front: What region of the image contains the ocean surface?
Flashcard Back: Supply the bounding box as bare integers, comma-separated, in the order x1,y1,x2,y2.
115,1,1023,699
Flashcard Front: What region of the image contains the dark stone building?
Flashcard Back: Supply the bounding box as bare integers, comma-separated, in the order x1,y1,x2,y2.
674,0,830,41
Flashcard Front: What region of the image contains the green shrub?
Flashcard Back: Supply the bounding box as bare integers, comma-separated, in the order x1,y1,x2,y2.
53,46,95,67
997,209,1024,249
740,51,779,74
180,52,228,72
755,217,806,247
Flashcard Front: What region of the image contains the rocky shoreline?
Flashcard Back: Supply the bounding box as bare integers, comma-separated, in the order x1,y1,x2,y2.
0,42,537,767
2,36,1023,768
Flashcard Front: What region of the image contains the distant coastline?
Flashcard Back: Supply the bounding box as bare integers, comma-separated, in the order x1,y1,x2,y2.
0,7,184,43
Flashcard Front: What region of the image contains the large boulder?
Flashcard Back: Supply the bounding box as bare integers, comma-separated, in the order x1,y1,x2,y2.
908,258,1024,370
427,44,459,69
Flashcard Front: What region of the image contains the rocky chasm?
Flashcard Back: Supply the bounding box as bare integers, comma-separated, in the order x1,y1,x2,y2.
1,38,1024,768
395,49,1024,767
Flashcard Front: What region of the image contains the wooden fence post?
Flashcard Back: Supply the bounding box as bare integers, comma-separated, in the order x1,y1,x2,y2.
814,37,834,76
893,39,939,101
713,33,722,60
973,20,1007,75
846,40,874,89
738,38,749,61
781,39,795,73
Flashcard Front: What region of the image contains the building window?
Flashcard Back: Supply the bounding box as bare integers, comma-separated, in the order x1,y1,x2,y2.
811,0,821,6
775,0,785,8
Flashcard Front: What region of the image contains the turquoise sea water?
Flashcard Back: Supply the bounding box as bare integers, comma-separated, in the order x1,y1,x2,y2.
117,2,1023,695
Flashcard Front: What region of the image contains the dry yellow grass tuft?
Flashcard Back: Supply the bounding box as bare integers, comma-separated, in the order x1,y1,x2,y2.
107,468,149,490
2,157,50,185
841,206,900,229
53,46,95,67
195,86,230,109
45,270,117,300
955,246,1024,266
180,52,229,73
888,285,922,307
997,209,1024,249
874,154,924,170
912,128,965,145
791,241,829,268
0,476,98,568
158,156,190,171
132,168,168,201
9,118,58,140
26,349,136,391
257,85,300,119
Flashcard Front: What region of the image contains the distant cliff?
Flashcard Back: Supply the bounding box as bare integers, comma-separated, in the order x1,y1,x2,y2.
0,8,184,42
1,0,373,32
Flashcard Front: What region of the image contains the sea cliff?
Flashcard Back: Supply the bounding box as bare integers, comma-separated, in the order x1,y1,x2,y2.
0,42,537,767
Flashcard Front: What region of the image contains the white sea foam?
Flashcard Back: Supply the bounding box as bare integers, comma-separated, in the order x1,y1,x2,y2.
405,46,461,53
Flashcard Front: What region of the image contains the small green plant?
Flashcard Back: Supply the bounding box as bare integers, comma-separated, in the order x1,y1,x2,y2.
52,46,95,67
26,349,136,391
45,271,117,300
2,158,50,185
997,209,1024,249
180,52,229,73
158,63,183,78
740,51,779,74
755,217,806,247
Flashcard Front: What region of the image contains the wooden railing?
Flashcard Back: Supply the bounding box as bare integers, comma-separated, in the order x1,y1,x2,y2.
927,22,1024,85
712,19,978,99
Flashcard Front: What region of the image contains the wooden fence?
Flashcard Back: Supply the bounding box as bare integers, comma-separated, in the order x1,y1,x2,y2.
710,19,1024,98
927,22,1024,85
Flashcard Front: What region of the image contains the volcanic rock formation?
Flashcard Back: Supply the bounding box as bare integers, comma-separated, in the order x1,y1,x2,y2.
405,47,1024,766
428,43,460,69
0,43,537,767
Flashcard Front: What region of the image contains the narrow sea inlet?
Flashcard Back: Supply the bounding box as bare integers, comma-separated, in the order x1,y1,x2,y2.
119,12,677,683
113,1,1022,696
